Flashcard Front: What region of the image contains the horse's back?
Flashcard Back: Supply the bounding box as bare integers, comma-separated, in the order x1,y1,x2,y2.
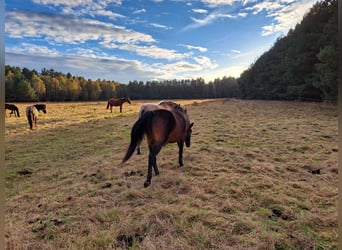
26,106,38,116
148,109,176,145
160,102,190,142
138,101,191,143
139,103,159,117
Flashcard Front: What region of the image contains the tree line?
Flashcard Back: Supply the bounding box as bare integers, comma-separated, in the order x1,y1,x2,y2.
5,0,337,102
5,65,238,102
238,0,337,101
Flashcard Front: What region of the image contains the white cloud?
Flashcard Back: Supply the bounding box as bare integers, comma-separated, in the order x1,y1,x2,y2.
231,49,241,54
32,0,93,7
245,0,316,36
150,23,172,30
154,61,203,79
133,9,146,14
5,50,165,82
245,1,283,15
6,43,59,55
263,0,316,36
117,44,186,60
180,44,208,52
5,10,155,44
33,0,124,19
192,9,208,14
183,9,245,30
193,56,218,69
200,0,237,7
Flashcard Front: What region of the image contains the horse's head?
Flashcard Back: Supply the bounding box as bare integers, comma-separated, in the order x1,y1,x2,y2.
126,98,131,104
35,104,47,113
40,106,47,113
185,122,194,147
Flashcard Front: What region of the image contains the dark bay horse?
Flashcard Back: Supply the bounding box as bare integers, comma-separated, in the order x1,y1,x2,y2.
34,104,47,113
136,101,182,154
5,103,20,117
26,106,39,130
106,98,131,113
122,102,194,187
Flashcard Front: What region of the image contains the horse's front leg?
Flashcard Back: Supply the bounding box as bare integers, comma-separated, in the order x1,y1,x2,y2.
120,105,122,113
177,141,184,166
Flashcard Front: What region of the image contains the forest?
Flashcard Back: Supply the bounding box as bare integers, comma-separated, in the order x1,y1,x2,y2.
5,0,337,102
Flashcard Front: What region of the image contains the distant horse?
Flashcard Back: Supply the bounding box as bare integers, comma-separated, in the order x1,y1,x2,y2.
136,101,182,154
106,98,131,113
34,104,47,113
5,103,20,117
26,106,39,130
122,102,194,187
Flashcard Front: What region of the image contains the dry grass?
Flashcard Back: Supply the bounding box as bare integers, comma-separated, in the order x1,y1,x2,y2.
5,99,338,249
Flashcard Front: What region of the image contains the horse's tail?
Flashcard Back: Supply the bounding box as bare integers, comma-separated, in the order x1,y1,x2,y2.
106,101,110,110
122,111,153,163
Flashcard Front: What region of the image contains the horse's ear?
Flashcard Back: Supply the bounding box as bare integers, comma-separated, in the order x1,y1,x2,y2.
190,122,194,128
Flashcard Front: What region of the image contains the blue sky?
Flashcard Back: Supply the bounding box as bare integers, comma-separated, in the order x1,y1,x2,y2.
5,0,316,83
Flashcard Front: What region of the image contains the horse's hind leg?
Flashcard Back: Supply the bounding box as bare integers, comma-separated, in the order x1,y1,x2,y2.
177,141,184,166
151,145,163,175
145,152,155,187
144,145,162,187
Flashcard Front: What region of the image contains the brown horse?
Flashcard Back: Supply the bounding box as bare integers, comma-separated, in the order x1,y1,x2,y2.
5,103,20,117
136,101,182,154
26,106,39,130
122,102,194,187
106,98,131,113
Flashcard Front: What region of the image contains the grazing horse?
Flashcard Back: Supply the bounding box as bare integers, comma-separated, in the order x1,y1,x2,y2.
26,106,39,130
122,102,194,187
5,103,20,117
136,101,182,154
34,104,47,113
106,98,131,113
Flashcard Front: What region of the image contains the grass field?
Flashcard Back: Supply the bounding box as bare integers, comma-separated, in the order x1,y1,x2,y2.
5,99,338,249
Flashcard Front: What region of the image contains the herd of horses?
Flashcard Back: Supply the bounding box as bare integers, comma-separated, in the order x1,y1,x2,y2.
6,103,47,129
5,98,194,187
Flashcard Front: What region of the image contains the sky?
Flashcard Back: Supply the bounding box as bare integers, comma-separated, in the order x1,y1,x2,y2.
5,0,317,83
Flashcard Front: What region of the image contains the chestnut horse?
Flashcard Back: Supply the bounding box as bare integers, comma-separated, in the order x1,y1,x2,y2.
106,98,131,113
26,106,39,130
5,103,20,117
122,102,194,187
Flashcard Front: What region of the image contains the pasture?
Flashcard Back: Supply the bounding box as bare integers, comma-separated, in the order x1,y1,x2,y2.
5,99,338,249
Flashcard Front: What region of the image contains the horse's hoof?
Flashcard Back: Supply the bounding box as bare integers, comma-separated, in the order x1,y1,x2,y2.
144,181,151,187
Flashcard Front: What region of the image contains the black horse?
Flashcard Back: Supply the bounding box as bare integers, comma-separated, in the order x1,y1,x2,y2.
122,102,194,187
5,103,20,117
34,104,47,113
